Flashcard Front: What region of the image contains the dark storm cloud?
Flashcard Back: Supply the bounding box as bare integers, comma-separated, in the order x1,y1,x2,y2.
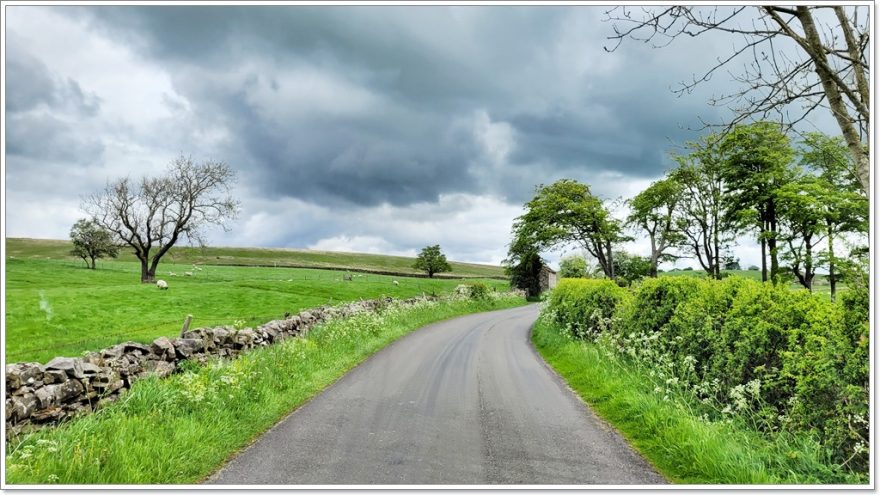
57,6,728,207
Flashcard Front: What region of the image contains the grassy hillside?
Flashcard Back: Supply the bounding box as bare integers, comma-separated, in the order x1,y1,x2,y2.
5,238,506,278
5,256,509,363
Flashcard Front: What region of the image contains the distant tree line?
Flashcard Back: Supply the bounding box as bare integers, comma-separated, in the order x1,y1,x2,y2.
506,124,868,301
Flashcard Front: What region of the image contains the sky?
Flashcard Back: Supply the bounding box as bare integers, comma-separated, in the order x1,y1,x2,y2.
3,5,843,269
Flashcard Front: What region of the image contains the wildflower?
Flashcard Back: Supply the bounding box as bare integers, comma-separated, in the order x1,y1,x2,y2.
745,379,761,397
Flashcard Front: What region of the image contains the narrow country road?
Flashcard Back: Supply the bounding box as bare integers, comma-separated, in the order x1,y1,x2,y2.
206,304,666,485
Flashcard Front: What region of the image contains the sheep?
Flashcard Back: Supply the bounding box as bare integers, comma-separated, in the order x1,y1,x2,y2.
343,274,353,281
168,272,177,276
184,271,193,277
392,280,399,286
192,265,203,271
156,280,168,290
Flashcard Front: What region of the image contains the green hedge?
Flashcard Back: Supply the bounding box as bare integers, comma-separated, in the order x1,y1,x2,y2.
548,279,629,340
545,276,869,474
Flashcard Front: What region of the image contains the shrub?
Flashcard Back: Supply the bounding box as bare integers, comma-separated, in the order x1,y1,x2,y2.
548,279,629,340
467,282,490,300
663,276,752,376
617,276,702,338
542,274,869,474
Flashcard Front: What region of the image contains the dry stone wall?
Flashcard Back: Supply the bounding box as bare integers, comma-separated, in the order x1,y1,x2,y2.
5,296,422,437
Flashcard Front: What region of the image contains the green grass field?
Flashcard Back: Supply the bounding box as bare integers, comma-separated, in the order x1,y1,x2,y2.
5,255,509,364
6,295,527,484
5,238,506,278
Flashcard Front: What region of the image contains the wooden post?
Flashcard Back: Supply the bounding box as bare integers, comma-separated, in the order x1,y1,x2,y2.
180,314,193,336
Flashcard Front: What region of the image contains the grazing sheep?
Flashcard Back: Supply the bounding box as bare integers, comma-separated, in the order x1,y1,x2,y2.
343,274,353,281
168,272,177,276
184,271,193,277
192,265,203,271
156,280,168,290
392,280,399,286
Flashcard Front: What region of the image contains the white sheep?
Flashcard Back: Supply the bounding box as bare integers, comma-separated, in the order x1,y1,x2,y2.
168,272,177,276
392,280,399,286
184,271,193,277
192,265,203,271
156,280,168,290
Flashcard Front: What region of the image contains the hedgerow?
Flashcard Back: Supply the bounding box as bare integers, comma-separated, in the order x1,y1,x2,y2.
544,276,869,476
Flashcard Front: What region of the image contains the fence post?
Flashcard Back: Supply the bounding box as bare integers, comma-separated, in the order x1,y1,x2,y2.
180,314,193,336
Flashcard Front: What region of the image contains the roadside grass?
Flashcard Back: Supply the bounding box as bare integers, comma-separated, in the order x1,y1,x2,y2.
531,318,864,485
5,258,509,363
5,238,505,278
5,294,527,485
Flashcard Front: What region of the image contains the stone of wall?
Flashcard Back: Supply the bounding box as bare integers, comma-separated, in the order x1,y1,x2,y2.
5,296,425,437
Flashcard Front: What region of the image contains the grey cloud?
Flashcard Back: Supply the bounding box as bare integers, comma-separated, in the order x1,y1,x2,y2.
6,37,101,116
72,6,719,207
6,113,104,164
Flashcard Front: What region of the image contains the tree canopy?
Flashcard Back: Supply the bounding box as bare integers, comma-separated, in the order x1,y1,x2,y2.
413,245,452,278
510,179,625,280
69,218,119,269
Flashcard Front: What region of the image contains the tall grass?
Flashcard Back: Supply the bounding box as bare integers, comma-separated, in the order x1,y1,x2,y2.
531,317,866,485
5,294,526,485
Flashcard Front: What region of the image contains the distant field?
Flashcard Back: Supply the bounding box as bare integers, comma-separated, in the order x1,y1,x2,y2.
5,256,509,364
5,238,506,279
662,268,840,299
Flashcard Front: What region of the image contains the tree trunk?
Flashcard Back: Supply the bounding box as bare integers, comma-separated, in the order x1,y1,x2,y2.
828,222,837,301
90,256,96,270
760,233,768,283
795,7,870,197
712,222,721,280
649,235,659,278
767,201,779,283
140,258,155,283
804,235,813,292
605,240,615,280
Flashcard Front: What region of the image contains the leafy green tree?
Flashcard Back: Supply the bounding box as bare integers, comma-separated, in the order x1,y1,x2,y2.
799,132,869,300
70,218,119,269
511,179,625,280
627,177,683,277
723,257,741,271
612,251,652,286
558,255,588,279
776,176,830,291
669,134,731,279
504,248,543,298
413,245,452,278
720,122,796,283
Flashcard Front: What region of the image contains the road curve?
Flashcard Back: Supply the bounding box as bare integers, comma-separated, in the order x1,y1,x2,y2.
206,304,666,485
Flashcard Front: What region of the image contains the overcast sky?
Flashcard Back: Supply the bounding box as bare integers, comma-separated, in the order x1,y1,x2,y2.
4,5,842,269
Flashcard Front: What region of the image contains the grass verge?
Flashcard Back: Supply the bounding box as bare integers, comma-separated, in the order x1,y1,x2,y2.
531,317,865,485
5,294,526,485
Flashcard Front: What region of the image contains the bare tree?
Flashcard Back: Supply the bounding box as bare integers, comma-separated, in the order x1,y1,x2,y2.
84,156,239,282
604,6,869,196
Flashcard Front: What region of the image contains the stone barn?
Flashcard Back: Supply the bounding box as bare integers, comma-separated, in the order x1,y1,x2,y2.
539,265,557,292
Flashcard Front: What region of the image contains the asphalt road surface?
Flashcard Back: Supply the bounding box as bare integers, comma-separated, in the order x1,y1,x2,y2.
206,304,666,485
